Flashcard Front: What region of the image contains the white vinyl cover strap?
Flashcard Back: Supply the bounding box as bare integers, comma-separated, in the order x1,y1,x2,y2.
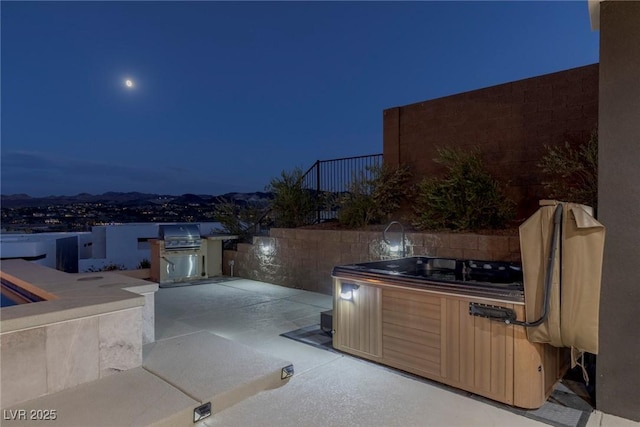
519,200,605,357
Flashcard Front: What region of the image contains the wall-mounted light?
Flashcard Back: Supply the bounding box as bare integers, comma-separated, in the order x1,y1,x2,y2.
258,238,275,255
256,238,276,269
340,283,359,301
260,242,273,254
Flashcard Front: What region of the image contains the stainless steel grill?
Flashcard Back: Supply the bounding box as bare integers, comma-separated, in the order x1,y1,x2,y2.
154,224,204,285
159,224,202,250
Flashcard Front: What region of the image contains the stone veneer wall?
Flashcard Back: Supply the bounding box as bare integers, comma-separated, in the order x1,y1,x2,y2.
0,307,143,408
222,229,520,295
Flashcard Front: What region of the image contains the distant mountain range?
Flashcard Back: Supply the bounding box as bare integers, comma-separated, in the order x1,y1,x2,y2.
0,191,274,208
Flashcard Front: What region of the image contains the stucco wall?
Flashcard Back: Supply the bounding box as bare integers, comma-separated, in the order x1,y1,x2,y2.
384,64,599,220
596,0,640,421
223,228,519,295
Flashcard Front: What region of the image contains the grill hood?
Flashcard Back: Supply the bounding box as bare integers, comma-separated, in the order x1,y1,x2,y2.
159,224,202,250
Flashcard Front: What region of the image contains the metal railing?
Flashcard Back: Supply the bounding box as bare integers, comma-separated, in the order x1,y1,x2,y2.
300,154,383,223
232,153,383,238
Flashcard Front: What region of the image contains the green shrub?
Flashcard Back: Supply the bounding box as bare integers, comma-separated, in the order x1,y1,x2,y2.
337,173,377,228
86,263,126,272
137,258,151,269
213,199,265,242
412,147,514,231
539,130,598,210
338,164,412,228
266,167,317,228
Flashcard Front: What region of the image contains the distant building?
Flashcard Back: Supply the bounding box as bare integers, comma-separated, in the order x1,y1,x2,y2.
0,222,223,273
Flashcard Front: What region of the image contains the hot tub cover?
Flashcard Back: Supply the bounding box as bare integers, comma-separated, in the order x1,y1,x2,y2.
520,200,605,356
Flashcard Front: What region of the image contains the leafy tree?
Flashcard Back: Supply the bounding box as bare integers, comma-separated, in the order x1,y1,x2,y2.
266,167,317,228
539,129,598,211
213,199,265,242
338,164,412,228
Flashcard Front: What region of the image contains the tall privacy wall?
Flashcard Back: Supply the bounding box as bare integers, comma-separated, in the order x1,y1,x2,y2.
596,0,640,420
222,229,519,295
383,64,599,220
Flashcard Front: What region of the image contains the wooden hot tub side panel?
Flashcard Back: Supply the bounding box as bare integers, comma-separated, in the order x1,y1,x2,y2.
513,326,570,408
441,297,518,405
332,284,382,361
332,279,568,409
382,289,442,377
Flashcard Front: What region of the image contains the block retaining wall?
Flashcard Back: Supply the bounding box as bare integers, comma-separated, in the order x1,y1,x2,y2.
222,228,520,295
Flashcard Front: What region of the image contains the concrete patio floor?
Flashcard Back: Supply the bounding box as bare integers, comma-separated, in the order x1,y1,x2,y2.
153,278,637,427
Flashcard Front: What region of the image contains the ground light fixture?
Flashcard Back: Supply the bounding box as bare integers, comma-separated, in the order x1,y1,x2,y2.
281,364,295,380
340,283,359,301
193,402,211,422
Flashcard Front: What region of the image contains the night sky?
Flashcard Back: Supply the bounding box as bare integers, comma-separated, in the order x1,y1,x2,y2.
1,1,598,197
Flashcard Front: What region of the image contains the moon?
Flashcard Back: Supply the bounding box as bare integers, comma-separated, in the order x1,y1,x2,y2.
124,79,134,88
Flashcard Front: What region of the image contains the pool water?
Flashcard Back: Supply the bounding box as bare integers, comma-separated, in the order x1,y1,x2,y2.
1,293,18,307
0,280,43,307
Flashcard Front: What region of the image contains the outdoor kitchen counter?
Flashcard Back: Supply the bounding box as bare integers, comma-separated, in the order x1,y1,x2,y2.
205,233,239,240
149,233,238,283
0,259,155,333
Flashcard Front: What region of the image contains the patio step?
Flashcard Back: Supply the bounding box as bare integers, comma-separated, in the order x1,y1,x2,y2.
1,332,293,426
143,331,294,420
0,367,198,427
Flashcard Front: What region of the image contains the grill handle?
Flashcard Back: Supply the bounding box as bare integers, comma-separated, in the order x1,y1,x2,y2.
162,256,176,272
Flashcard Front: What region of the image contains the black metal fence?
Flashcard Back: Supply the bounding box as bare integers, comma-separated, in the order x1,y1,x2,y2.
300,154,383,223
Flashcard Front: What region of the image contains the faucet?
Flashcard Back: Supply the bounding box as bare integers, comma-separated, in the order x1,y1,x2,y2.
383,221,406,258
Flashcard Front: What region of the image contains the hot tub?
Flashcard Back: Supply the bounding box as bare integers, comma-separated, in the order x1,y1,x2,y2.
333,257,524,301
331,257,567,409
